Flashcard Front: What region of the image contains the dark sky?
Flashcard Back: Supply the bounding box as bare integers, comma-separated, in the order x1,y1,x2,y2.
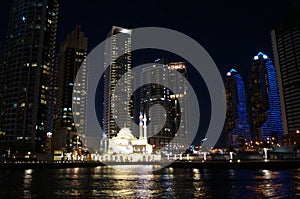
0,0,297,76
0,0,298,146
60,0,295,75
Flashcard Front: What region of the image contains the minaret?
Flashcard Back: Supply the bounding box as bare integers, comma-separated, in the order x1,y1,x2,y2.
139,112,143,139
143,113,147,139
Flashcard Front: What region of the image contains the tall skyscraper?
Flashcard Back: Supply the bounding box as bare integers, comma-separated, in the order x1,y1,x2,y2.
250,52,283,142
103,26,132,141
0,0,58,158
140,59,188,153
271,13,300,135
225,69,250,147
54,26,88,152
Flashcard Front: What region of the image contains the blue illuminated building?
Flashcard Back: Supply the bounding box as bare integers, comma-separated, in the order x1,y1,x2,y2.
250,52,283,142
225,69,251,147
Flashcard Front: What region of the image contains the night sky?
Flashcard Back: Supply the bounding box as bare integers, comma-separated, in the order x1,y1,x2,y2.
0,0,298,146
0,0,297,73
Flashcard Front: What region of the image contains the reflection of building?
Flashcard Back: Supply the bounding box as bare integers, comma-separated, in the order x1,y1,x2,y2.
271,13,300,135
103,26,133,141
0,0,58,158
250,52,283,142
54,26,88,152
140,59,188,153
225,69,250,147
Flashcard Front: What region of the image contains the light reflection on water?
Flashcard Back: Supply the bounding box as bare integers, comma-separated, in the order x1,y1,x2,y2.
22,169,33,198
0,167,300,198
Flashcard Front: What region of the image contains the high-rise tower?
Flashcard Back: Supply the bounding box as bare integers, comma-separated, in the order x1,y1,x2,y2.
0,0,58,157
225,69,251,147
54,26,88,151
103,26,132,141
140,59,188,153
250,52,283,142
271,13,300,135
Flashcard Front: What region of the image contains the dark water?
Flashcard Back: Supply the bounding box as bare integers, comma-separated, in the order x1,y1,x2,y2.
0,166,300,198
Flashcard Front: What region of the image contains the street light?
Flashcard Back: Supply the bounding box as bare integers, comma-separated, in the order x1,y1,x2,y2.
200,138,208,161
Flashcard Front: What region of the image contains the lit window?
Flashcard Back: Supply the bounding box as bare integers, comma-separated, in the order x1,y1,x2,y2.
41,100,46,105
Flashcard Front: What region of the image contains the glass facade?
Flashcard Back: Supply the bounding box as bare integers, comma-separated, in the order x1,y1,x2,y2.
54,26,88,151
272,13,300,135
225,69,251,147
0,0,58,157
140,60,188,153
250,52,283,142
103,26,133,140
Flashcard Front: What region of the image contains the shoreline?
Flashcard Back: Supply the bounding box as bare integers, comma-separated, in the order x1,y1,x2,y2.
1,160,300,170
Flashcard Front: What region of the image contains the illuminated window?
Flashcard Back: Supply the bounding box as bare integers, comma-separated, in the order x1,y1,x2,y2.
41,100,46,105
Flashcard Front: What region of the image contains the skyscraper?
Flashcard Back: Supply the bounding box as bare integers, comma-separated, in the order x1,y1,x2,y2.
103,26,132,141
0,0,58,158
140,59,188,153
271,13,300,135
54,26,88,152
250,52,283,142
225,69,250,147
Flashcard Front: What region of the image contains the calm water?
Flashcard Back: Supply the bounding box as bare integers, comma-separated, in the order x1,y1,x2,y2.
0,166,300,198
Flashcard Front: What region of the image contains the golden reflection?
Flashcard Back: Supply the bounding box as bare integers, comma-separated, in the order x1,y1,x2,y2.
111,165,162,174
250,170,281,198
295,169,300,180
73,167,79,174
70,167,81,197
193,168,201,180
23,169,33,198
135,172,158,198
295,169,300,193
163,167,174,180
192,168,206,197
100,165,161,198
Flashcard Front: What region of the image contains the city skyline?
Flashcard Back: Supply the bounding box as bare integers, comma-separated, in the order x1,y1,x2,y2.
0,1,299,156
1,1,300,199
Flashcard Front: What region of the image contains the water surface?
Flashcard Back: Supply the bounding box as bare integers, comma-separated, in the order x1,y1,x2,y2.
0,166,299,198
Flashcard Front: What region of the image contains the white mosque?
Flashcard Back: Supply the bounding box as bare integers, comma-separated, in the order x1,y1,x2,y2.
94,113,161,162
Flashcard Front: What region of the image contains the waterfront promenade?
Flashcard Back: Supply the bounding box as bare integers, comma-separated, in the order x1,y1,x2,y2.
1,160,300,170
